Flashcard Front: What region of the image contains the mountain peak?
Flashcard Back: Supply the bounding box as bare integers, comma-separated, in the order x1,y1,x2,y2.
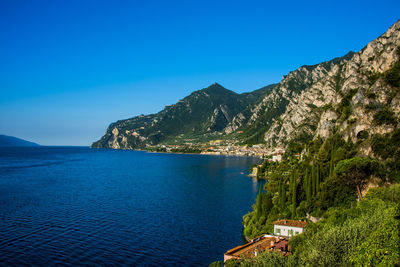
207,82,224,89
203,82,238,95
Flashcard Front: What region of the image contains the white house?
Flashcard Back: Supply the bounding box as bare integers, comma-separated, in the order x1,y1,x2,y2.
271,148,285,162
272,219,307,237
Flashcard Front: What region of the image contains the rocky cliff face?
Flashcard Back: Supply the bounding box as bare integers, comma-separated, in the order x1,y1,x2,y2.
226,52,355,145
256,19,400,154
93,20,400,153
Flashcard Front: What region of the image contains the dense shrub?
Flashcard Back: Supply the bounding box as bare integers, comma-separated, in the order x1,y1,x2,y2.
384,61,400,88
209,261,223,267
224,259,241,267
296,198,399,266
347,118,357,125
373,107,397,125
368,71,381,86
372,134,391,159
336,89,357,120
239,251,296,266
230,130,400,267
235,190,400,267
322,103,333,111
372,131,400,160
366,91,377,99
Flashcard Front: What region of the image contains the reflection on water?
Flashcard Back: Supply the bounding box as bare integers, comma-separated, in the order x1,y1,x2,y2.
252,176,261,194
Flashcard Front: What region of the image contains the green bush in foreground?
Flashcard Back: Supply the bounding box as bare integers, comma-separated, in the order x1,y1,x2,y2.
209,260,223,267
236,186,400,267
349,207,400,266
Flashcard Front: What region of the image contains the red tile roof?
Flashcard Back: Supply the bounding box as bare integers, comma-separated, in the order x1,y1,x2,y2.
272,219,307,228
225,236,278,258
224,235,289,260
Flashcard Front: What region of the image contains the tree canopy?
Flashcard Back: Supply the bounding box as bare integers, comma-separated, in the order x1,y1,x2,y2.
334,157,375,200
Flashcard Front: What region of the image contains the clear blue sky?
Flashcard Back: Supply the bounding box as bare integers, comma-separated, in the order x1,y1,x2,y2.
1,0,399,145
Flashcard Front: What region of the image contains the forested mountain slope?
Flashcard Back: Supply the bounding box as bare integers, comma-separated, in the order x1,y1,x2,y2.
92,83,275,149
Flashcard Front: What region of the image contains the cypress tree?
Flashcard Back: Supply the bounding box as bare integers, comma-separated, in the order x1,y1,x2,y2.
280,180,286,211
311,158,316,197
255,186,262,219
329,139,335,177
291,171,297,218
264,192,273,213
305,167,312,204
316,161,320,194
303,166,308,193
278,181,282,210
290,170,294,199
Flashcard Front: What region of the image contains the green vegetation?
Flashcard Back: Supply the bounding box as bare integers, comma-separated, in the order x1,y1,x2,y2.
383,47,400,89
334,157,377,199
371,128,400,183
322,103,333,111
296,192,399,266
235,127,400,266
238,98,289,146
236,184,400,267
243,134,360,239
383,47,400,104
367,70,381,86
336,89,357,121
373,106,398,125
209,260,223,267
347,118,357,125
366,90,377,99
93,83,276,149
384,61,400,88
219,185,400,267
331,64,345,92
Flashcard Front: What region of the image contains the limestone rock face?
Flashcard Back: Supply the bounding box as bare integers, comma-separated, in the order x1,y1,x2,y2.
315,111,338,139
92,20,400,153
208,104,234,132
224,50,355,145
254,19,400,154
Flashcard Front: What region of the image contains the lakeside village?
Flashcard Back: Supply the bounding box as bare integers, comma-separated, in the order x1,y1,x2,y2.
147,139,287,160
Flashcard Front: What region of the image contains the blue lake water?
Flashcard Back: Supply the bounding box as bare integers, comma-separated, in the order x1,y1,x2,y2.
0,147,263,266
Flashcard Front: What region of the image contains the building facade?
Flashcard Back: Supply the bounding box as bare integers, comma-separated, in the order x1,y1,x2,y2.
272,220,307,237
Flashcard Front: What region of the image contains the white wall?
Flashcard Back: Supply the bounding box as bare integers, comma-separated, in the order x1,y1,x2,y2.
274,225,304,237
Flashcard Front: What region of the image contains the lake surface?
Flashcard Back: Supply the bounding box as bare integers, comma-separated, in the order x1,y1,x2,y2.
0,147,263,266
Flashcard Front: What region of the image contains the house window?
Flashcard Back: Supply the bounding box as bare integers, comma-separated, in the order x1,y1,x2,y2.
276,228,281,235
288,230,293,236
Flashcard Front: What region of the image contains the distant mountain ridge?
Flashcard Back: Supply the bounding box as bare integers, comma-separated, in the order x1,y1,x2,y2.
0,135,39,147
92,83,276,149
93,19,400,155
